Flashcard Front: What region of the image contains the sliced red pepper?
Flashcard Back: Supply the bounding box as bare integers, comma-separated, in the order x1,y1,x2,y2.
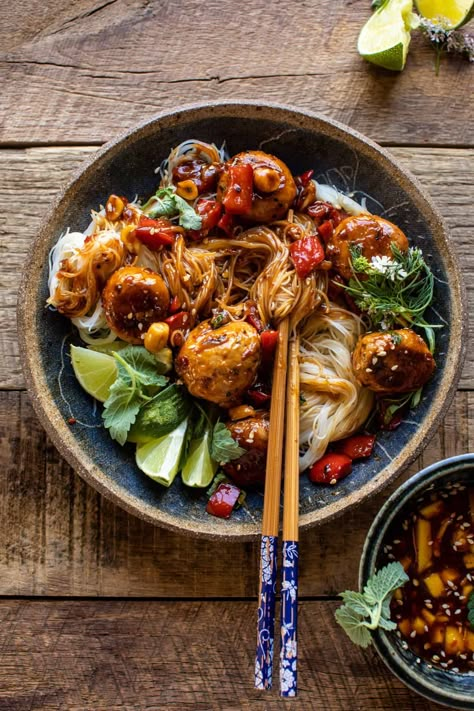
244,302,264,332
164,311,190,339
289,235,325,279
169,295,181,314
196,198,222,231
222,163,254,215
206,482,241,519
309,453,352,484
260,330,279,363
334,434,376,460
217,211,234,236
134,215,175,250
247,389,271,407
298,169,314,188
307,201,333,221
317,220,334,244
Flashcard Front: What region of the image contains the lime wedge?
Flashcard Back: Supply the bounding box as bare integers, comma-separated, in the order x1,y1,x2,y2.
135,418,188,487
181,431,218,488
415,0,474,28
358,0,420,70
70,345,118,402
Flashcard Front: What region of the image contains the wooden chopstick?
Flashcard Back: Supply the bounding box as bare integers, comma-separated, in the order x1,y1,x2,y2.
255,316,289,690
280,333,300,697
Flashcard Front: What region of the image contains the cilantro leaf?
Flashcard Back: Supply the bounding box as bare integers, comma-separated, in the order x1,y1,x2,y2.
468,591,474,630
335,562,408,648
211,422,246,464
334,606,373,648
102,378,142,445
144,187,202,230
114,346,169,388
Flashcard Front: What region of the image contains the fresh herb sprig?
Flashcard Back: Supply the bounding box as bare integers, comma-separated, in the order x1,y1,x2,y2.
468,590,474,630
419,17,474,74
344,244,438,352
102,345,168,445
142,186,202,230
335,562,409,648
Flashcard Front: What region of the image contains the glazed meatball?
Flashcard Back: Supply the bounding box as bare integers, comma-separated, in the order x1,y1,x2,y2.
326,215,409,281
217,150,297,223
175,319,261,408
352,328,435,394
102,266,170,344
223,412,270,488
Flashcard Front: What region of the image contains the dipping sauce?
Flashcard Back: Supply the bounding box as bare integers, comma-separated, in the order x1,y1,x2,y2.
381,480,474,672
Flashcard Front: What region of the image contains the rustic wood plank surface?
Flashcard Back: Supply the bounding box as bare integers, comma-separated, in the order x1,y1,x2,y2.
5,145,474,390
2,0,473,707
0,1,472,146
0,600,442,711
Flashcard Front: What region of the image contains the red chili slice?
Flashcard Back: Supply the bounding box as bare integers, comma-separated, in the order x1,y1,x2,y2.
247,389,271,407
206,482,241,519
317,220,334,244
289,235,325,278
309,453,352,484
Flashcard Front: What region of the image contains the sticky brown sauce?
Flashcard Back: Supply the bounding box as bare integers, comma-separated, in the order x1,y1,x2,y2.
381,481,474,672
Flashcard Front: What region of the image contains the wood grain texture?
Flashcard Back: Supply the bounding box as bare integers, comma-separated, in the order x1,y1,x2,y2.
0,389,470,597
0,599,442,710
4,145,474,389
0,1,473,146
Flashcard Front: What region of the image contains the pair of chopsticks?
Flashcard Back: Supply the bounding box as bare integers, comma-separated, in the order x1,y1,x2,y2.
255,317,300,697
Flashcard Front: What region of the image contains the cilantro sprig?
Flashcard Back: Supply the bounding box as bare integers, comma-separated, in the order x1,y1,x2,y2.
102,345,168,445
343,244,439,353
335,562,409,648
142,186,202,230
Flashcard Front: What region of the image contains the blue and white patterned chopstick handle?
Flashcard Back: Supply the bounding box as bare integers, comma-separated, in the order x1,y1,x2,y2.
255,535,277,689
280,540,299,697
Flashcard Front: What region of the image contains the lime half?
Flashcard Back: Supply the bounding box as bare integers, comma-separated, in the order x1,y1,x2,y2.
358,0,420,70
70,345,118,402
415,0,474,28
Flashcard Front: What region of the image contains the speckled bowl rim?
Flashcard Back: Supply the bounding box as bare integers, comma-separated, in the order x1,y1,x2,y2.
17,100,467,540
359,454,474,709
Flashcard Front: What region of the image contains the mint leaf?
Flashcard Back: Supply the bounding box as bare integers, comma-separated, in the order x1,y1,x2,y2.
114,346,169,388
335,606,372,648
335,562,408,648
339,591,373,617
144,187,202,230
211,422,245,464
363,562,409,605
103,379,142,445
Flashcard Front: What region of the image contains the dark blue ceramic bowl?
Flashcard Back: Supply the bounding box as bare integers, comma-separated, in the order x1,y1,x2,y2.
18,101,466,539
360,454,474,709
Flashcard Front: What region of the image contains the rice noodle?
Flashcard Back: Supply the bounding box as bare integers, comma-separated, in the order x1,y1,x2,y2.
298,306,374,470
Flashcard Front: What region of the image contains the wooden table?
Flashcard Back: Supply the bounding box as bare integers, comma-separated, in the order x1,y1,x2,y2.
1,1,473,708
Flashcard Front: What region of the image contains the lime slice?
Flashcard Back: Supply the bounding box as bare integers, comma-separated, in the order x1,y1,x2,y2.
358,0,420,71
70,345,118,402
135,418,188,487
415,0,474,28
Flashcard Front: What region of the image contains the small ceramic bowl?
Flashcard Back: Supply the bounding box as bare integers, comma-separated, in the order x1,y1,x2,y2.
18,101,466,539
360,454,474,709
